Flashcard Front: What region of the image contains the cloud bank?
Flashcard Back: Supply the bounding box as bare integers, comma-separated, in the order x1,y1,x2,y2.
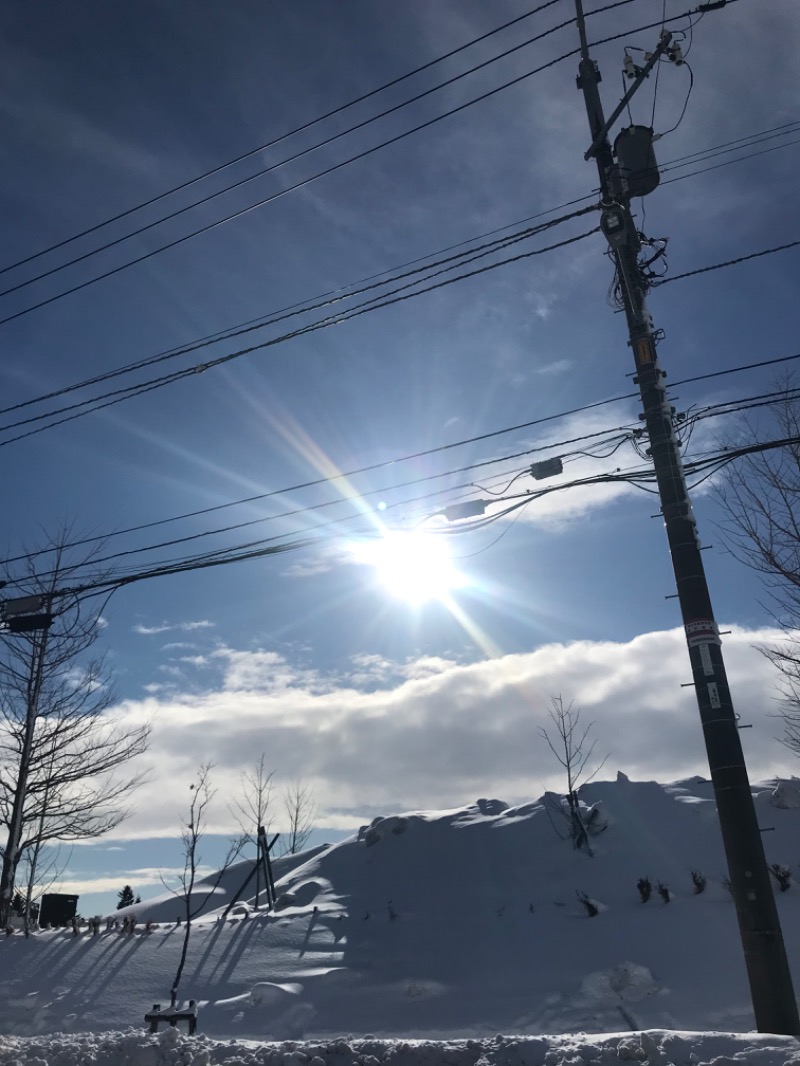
112,625,798,840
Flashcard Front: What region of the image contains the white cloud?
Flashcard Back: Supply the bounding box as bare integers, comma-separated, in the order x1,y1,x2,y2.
106,627,798,840
533,359,573,376
133,620,215,636
281,558,336,578
52,866,213,899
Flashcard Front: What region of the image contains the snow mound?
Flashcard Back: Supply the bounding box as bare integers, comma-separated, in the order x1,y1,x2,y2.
359,816,409,846
3,775,800,1040
769,778,800,809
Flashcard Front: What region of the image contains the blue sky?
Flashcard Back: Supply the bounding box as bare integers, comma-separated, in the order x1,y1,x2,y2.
1,0,798,916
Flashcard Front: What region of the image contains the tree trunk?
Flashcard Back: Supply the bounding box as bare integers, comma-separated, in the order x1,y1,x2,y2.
0,630,48,927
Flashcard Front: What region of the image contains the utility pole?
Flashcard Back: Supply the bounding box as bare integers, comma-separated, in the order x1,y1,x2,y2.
572,0,799,1035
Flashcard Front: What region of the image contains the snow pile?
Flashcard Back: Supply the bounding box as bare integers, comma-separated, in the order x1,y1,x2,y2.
769,778,800,809
2,1029,800,1066
2,776,800,1045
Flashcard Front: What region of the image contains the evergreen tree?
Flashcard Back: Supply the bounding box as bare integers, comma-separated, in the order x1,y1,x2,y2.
116,885,135,910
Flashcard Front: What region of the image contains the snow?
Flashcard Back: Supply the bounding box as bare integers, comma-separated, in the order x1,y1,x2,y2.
3,776,800,1065
2,1029,800,1066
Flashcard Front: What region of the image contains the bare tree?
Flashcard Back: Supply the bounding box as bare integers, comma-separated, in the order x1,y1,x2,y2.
716,383,800,750
539,695,607,852
229,754,276,909
0,536,150,927
279,779,316,855
165,765,244,1006
229,754,275,844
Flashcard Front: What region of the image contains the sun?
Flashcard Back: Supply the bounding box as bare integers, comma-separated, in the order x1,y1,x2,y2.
354,530,465,604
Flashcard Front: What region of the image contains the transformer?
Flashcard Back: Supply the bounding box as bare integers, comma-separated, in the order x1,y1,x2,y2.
614,124,660,198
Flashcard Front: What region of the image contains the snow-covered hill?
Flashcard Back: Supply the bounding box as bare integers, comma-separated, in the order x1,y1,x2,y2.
3,775,800,1063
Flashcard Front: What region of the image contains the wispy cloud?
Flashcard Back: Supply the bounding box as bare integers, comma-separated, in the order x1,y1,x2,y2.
51,866,213,898
533,359,573,376
132,620,215,636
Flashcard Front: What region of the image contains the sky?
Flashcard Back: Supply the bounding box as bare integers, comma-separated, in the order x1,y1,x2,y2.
1,0,799,917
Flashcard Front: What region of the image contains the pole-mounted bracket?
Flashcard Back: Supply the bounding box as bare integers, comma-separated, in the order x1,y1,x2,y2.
585,31,672,161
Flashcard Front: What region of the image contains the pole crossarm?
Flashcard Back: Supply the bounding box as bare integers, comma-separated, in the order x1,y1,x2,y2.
584,30,672,160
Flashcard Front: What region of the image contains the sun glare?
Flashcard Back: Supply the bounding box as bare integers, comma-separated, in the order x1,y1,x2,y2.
355,530,465,604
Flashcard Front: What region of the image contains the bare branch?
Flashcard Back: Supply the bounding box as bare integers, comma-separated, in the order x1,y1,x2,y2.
715,378,800,754
538,695,608,853
279,780,317,856
0,529,150,926
229,754,275,844
166,765,245,1006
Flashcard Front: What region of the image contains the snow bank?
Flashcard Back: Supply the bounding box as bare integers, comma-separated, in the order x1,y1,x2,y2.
2,1029,800,1066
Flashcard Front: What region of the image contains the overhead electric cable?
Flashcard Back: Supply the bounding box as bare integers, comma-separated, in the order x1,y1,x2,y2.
671,351,800,389
4,117,795,426
658,119,800,169
0,0,730,329
656,126,800,180
17,379,800,579
0,9,586,303
0,0,568,279
0,218,797,456
9,219,797,448
653,237,800,286
1,414,644,569
659,135,800,189
0,209,595,420
0,225,600,446
38,433,798,604
658,60,694,137
21,427,644,579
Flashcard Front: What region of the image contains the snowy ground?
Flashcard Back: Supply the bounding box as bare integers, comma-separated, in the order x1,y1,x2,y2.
2,1028,800,1066
3,776,800,1062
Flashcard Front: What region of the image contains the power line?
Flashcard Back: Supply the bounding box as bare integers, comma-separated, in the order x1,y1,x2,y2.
0,209,595,420
659,119,800,175
48,431,797,605
0,28,586,328
660,133,800,189
0,8,585,304
4,117,796,428
671,351,800,389
0,223,601,446
13,380,800,583
0,0,569,280
7,218,796,450
7,197,798,451
0,1,724,330
17,426,644,580
653,237,800,286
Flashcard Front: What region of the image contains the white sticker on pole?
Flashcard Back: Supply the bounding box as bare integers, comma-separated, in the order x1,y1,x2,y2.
707,683,721,709
699,643,713,676
685,619,721,647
